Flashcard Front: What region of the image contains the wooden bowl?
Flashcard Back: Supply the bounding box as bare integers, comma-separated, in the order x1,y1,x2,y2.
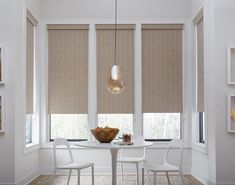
91,127,119,143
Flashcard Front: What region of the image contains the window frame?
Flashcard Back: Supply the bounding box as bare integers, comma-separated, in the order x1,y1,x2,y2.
141,24,185,142
42,20,188,145
24,9,40,151
192,8,208,153
195,10,206,145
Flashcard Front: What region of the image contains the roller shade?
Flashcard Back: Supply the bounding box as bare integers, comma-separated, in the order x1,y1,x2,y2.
96,24,135,114
196,18,204,112
26,15,35,114
142,24,183,113
48,24,89,114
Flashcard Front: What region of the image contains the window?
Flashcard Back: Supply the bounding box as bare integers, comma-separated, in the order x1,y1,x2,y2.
46,23,187,142
144,113,181,140
26,10,37,144
195,12,205,144
50,114,88,141
96,24,135,135
26,115,33,144
98,114,133,137
198,112,205,143
142,24,183,140
47,25,89,141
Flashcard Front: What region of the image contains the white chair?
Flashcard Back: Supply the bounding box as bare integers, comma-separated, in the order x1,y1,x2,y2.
117,147,150,185
53,138,94,185
142,140,185,185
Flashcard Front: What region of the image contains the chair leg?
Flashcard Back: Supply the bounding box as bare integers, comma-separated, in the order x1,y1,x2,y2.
142,168,145,185
136,163,139,185
77,170,80,185
180,172,185,185
153,172,156,185
166,172,171,185
67,169,72,185
144,161,150,183
121,163,124,181
91,166,94,185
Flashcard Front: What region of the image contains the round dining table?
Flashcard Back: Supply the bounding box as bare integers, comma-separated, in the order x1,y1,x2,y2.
76,140,153,185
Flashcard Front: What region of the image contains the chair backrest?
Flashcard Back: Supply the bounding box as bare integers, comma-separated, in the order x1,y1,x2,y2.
163,139,184,170
53,138,74,168
119,135,147,159
119,147,147,159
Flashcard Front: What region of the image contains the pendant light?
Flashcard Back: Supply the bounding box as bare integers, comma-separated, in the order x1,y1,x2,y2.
107,0,125,94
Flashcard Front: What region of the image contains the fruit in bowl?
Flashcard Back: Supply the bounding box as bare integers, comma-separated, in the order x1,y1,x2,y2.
91,126,119,143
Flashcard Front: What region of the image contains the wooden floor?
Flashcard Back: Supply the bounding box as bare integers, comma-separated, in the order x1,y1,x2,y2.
29,174,203,185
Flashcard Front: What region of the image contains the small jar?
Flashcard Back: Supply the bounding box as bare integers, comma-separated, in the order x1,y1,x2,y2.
123,133,131,143
126,134,132,143
122,133,128,142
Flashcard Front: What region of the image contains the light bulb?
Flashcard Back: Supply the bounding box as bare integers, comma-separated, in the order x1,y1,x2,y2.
107,65,125,94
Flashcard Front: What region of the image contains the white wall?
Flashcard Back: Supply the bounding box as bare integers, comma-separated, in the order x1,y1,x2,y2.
14,1,41,184
190,0,217,184
0,0,17,182
25,0,40,18
40,0,190,19
213,0,235,184
190,0,204,17
191,0,235,184
6,0,234,184
0,0,40,184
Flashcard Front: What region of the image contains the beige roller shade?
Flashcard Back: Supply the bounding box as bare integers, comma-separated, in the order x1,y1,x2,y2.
196,18,204,112
26,17,35,114
142,24,183,113
48,24,89,114
96,24,135,114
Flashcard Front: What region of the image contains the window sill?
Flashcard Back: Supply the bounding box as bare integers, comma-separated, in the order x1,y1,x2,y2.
192,142,207,154
24,143,40,154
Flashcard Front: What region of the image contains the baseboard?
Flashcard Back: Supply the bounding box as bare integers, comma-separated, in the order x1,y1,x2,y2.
0,183,15,185
15,169,39,185
192,171,215,185
216,182,235,185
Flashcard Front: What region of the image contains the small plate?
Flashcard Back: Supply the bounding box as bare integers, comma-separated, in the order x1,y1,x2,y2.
113,141,134,145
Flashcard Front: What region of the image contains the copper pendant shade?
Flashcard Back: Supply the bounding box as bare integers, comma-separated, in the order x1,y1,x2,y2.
107,0,125,94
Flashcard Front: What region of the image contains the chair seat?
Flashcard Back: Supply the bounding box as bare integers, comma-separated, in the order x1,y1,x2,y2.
117,157,145,163
58,162,94,170
143,163,179,172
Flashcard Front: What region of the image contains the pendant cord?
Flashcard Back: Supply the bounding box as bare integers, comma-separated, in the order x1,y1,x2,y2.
114,0,117,65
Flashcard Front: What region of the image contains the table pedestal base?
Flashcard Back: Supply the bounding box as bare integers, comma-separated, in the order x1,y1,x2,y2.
110,148,119,185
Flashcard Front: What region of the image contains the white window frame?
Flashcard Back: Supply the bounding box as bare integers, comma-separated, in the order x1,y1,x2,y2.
192,8,208,154
24,9,40,154
40,18,190,148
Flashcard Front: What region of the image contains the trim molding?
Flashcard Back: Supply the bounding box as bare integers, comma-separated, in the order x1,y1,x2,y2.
192,172,215,185
0,169,39,185
15,169,39,185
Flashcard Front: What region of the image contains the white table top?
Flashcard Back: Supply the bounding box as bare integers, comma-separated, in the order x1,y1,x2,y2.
76,140,153,149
